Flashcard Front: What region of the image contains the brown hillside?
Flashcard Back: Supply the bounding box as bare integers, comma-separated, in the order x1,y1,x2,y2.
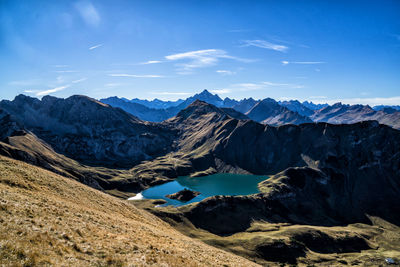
0,155,257,267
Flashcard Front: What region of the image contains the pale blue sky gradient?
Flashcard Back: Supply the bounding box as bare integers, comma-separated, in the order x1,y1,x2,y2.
1,0,399,105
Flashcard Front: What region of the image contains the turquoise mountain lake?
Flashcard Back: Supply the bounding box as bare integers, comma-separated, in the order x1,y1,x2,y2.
132,173,269,206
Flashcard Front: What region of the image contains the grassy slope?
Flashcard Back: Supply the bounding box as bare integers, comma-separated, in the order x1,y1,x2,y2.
0,155,257,267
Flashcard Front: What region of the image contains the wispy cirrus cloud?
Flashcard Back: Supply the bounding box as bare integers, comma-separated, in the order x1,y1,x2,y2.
36,85,70,96
89,44,103,50
75,1,100,27
241,40,288,52
282,60,325,65
23,89,39,93
23,76,86,96
209,89,231,94
165,49,250,73
109,74,164,78
140,60,162,65
216,70,236,75
71,78,87,83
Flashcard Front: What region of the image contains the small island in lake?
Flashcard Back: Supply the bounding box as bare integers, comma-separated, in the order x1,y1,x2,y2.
166,188,201,202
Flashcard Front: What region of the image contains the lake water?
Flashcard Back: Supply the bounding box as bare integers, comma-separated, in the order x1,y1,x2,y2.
131,173,269,206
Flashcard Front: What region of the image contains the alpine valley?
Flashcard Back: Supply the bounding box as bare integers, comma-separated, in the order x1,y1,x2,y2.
1,90,400,266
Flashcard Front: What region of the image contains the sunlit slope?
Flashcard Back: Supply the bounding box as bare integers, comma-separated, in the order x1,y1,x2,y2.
0,155,257,267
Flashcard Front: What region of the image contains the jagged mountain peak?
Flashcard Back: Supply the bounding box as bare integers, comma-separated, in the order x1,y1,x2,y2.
197,89,212,96
13,94,40,105
191,89,223,103
331,102,345,107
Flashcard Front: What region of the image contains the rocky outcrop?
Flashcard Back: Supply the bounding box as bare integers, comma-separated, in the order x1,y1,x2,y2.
166,188,200,202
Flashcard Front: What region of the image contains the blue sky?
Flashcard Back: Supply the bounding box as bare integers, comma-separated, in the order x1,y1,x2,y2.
1,0,400,105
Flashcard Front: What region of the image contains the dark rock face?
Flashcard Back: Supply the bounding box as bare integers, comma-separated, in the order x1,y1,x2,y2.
180,119,400,234
166,188,200,202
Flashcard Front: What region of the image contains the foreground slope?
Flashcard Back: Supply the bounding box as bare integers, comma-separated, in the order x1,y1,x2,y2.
0,155,256,266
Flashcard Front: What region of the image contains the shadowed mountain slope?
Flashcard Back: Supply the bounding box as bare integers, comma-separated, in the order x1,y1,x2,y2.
156,119,399,247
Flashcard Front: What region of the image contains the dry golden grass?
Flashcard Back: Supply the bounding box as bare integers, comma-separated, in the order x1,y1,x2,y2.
0,155,258,267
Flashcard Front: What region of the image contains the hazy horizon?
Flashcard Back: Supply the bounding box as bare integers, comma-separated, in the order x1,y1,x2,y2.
1,0,400,105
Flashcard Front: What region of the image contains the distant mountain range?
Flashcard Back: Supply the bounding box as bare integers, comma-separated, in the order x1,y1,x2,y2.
101,89,400,129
